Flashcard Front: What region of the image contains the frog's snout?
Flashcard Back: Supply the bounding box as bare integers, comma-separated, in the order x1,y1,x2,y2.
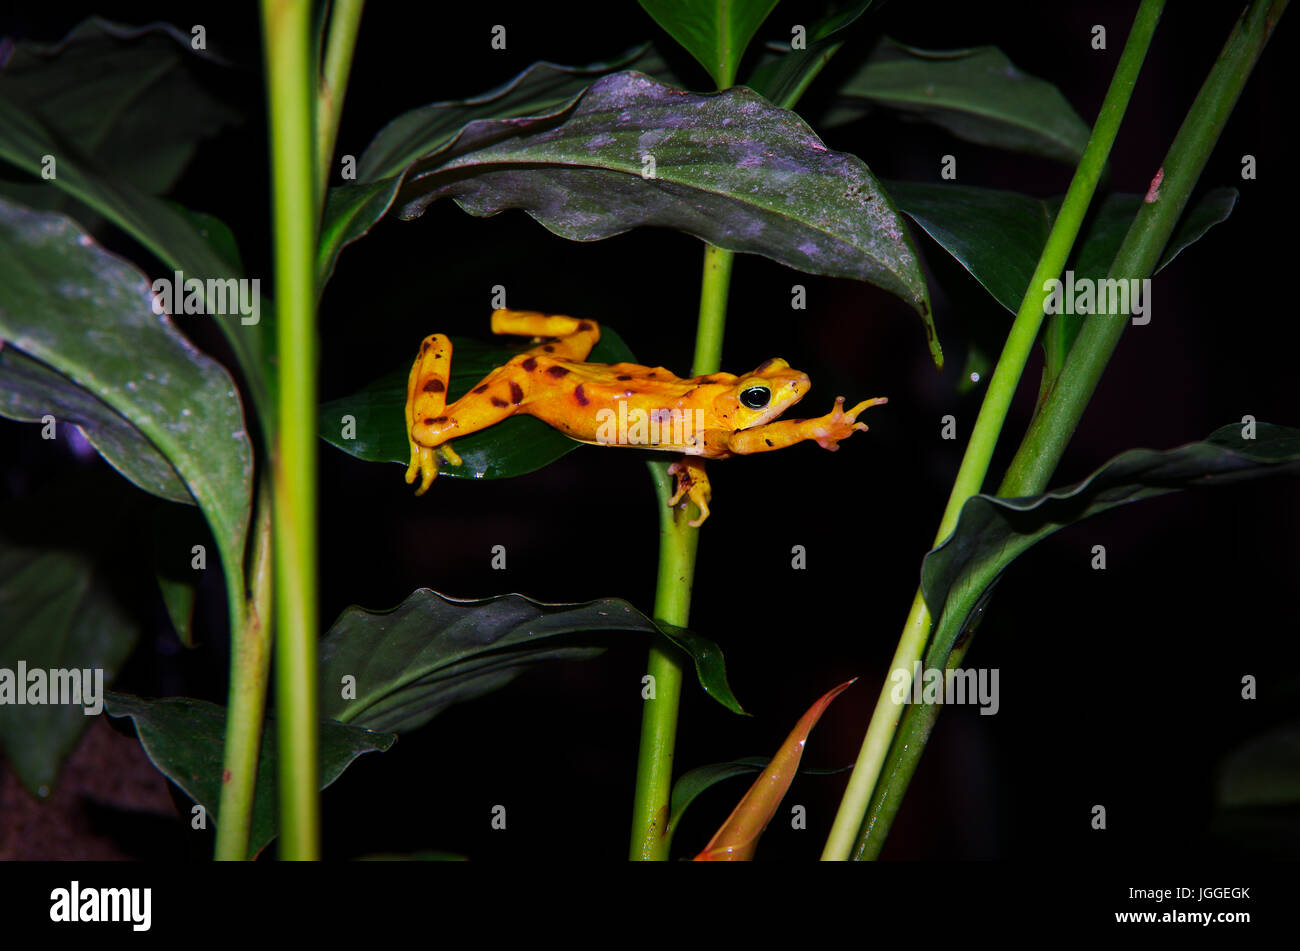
774,369,811,399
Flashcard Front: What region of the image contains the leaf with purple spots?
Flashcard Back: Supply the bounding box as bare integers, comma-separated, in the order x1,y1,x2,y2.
391,72,939,365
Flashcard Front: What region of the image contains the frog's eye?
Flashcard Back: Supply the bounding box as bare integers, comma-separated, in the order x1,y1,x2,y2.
739,385,771,409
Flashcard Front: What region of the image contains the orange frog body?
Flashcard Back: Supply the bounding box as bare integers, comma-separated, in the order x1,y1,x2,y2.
405,309,887,526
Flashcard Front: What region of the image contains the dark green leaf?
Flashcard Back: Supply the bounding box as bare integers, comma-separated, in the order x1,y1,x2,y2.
318,47,668,289
1067,187,1230,286
655,621,746,715
0,197,252,623
317,179,402,291
358,47,666,182
0,542,138,796
391,72,936,361
668,757,767,841
154,573,197,649
890,182,1236,398
889,182,1238,315
922,424,1300,675
890,181,1052,315
319,588,737,734
745,0,875,107
0,346,191,505
0,91,272,422
858,424,1300,858
105,692,394,859
0,18,241,226
638,0,780,88
319,325,634,476
828,38,1090,163
168,205,246,274
668,755,850,843
1154,186,1238,272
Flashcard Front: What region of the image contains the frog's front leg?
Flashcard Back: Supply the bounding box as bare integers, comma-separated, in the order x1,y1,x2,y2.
667,456,712,527
728,396,888,455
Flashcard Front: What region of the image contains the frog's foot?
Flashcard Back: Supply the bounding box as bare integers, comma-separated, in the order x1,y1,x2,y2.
810,396,888,450
405,332,455,492
492,309,601,362
667,457,712,527
490,308,585,339
406,441,463,495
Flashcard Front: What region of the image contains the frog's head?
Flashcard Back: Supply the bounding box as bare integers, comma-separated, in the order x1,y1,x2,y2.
717,358,810,431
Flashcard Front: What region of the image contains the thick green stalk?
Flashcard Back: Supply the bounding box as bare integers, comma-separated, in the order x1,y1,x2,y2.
850,0,1285,860
629,242,733,860
262,0,320,861
214,482,273,860
315,0,365,207
822,0,1166,861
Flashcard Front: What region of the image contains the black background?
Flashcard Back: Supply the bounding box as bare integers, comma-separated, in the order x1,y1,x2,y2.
1,0,1296,863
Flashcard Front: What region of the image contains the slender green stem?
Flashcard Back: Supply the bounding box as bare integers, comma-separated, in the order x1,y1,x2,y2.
214,481,274,860
315,0,365,208
1000,0,1288,496
216,0,364,865
849,0,1286,861
629,462,699,860
629,1,857,849
629,241,735,859
262,0,320,861
691,244,734,373
821,0,1166,861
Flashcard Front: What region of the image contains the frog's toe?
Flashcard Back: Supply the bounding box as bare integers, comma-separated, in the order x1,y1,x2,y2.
406,445,438,495
686,492,711,528
667,460,712,526
406,442,464,496
437,443,463,468
405,443,424,486
852,396,887,414
416,462,436,495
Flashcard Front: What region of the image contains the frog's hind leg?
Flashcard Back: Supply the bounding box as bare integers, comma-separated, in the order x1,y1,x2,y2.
490,308,601,360
667,456,712,527
406,333,464,494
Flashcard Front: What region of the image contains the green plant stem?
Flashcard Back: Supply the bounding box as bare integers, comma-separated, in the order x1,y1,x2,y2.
315,0,365,208
214,481,274,860
821,0,1166,861
629,462,700,860
629,242,733,860
215,0,363,865
262,0,320,861
1000,0,1288,496
692,244,734,373
849,0,1285,861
